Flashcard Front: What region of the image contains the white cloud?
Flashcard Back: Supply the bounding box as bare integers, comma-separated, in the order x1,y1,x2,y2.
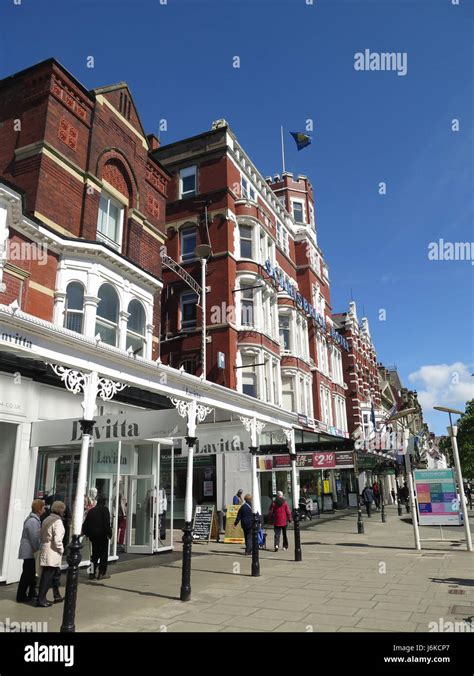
408,362,474,433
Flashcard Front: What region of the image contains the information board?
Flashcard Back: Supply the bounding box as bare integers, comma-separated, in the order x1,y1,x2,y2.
223,504,245,544
193,505,215,542
414,469,461,526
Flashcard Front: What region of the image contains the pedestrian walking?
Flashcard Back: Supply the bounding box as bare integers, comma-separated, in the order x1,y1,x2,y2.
399,482,410,513
233,489,244,505
390,488,396,504
269,491,292,552
234,493,253,555
16,499,45,603
372,481,381,509
82,497,113,580
465,482,472,510
361,485,374,518
37,501,66,607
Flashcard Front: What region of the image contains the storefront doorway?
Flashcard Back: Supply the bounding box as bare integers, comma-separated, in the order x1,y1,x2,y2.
127,475,154,554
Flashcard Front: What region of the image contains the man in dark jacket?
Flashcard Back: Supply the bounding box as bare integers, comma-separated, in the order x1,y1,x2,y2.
82,497,112,579
361,485,374,518
234,494,254,555
269,491,292,552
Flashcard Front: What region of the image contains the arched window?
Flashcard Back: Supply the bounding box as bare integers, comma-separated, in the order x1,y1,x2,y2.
126,299,146,356
64,282,84,334
95,283,119,346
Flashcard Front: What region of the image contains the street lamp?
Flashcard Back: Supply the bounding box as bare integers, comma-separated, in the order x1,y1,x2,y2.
194,243,212,380
433,406,472,552
386,407,421,550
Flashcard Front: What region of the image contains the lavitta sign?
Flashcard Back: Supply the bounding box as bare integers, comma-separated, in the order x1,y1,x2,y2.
31,409,187,447
265,260,348,350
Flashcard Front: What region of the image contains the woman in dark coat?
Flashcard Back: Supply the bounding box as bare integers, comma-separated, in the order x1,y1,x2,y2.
82,497,112,580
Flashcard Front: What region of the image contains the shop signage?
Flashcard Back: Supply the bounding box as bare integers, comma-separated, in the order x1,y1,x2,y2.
270,451,337,469
414,469,461,526
265,260,348,351
30,409,187,447
335,451,354,468
313,452,336,468
0,329,33,350
91,443,133,475
193,505,215,542
356,454,378,470
223,505,245,544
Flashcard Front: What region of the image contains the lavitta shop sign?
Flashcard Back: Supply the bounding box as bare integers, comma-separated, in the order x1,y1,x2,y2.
30,409,187,447
265,260,348,351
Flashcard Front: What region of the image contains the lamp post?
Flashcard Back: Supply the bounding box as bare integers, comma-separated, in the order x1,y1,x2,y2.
240,416,265,577
434,406,472,552
48,366,127,632
171,397,213,601
194,244,212,380
386,408,421,550
284,428,302,562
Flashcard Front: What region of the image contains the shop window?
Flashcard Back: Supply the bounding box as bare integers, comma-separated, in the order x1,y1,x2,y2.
97,191,124,251
64,281,84,334
95,283,119,346
126,299,146,356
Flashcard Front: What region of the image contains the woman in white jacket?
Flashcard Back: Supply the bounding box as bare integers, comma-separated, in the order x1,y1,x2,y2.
37,501,66,608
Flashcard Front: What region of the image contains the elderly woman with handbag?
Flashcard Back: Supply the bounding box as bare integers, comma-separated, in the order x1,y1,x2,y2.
37,501,66,608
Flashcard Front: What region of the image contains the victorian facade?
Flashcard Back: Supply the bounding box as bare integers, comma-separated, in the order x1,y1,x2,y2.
154,120,355,514
0,62,298,585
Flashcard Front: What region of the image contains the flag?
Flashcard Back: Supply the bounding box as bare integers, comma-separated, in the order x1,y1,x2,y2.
290,131,312,151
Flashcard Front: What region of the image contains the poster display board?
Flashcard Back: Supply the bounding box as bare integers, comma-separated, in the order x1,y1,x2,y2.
223,504,245,543
414,469,461,526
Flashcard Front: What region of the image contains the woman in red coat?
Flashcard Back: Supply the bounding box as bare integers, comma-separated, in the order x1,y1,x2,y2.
269,491,292,552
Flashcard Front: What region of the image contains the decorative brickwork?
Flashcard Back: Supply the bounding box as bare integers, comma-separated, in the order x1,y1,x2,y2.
58,118,78,151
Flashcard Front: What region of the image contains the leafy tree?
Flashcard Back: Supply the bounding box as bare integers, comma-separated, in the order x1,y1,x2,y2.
455,399,474,480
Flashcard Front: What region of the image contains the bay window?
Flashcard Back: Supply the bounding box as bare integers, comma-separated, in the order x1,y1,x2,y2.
239,224,253,258
95,283,119,346
64,281,84,334
241,355,257,398
126,299,146,356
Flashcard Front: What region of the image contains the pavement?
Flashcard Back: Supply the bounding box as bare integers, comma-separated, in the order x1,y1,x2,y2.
1,505,473,633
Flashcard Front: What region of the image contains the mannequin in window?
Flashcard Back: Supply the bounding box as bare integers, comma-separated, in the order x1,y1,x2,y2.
117,485,127,548
158,487,167,541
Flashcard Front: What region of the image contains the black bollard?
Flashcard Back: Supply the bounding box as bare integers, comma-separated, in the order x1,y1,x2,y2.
180,520,193,601
357,505,364,534
293,508,302,562
251,512,260,577
397,499,403,516
60,535,83,633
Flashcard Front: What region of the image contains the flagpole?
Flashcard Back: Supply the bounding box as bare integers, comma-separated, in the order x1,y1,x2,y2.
281,125,286,174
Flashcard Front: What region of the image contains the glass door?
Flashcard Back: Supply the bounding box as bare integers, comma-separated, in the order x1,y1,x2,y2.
126,475,154,554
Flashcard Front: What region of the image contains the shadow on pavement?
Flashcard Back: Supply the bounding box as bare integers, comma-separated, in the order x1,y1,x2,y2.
430,577,474,587
88,582,179,601
333,542,416,551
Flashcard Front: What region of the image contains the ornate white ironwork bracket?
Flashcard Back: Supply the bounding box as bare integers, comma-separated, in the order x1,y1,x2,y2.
49,364,127,401
239,415,266,447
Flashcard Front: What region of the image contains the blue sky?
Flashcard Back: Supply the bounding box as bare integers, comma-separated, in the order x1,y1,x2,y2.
1,0,472,433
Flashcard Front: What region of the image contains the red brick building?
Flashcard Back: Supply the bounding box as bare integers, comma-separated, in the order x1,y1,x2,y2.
333,302,382,437
0,58,169,358
154,120,349,438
